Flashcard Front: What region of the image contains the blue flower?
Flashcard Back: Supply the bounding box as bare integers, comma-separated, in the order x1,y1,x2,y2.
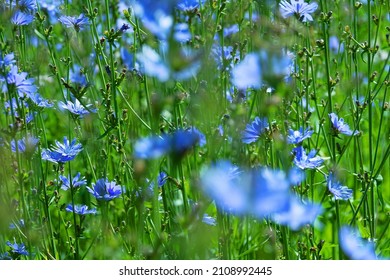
11,11,34,25
69,65,88,87
134,128,205,159
59,99,96,117
6,240,28,256
287,127,313,144
132,0,175,39
14,0,37,13
202,214,216,226
137,45,170,82
137,45,200,82
279,0,318,22
6,65,37,97
293,146,323,169
27,92,53,108
187,126,207,147
11,135,39,154
232,53,262,90
272,197,323,230
339,226,377,260
327,173,353,200
134,135,171,159
0,52,16,67
329,113,359,136
200,161,248,215
59,172,87,191
242,117,269,144
58,14,90,32
177,0,205,11
0,252,12,260
259,50,293,83
41,137,83,163
87,178,123,201
65,204,97,215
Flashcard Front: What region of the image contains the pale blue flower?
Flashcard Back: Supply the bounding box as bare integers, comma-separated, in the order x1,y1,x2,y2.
11,11,34,25
41,137,83,163
59,99,96,117
339,226,377,260
242,117,269,144
6,240,28,256
59,13,90,32
329,113,359,136
272,197,323,230
65,204,97,215
293,146,323,169
87,178,123,201
327,173,353,200
59,172,87,191
11,135,39,154
232,53,262,90
279,0,318,22
287,127,313,144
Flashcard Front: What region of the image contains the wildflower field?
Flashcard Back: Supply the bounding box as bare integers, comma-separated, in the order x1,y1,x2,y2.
0,0,389,260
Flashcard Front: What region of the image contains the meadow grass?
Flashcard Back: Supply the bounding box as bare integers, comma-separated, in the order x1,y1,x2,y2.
0,0,389,260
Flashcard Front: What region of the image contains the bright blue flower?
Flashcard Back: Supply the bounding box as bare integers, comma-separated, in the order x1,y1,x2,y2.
327,173,353,200
6,65,37,97
174,23,191,42
137,45,170,82
202,214,216,226
134,135,171,159
15,0,37,13
6,240,28,256
272,196,323,230
200,160,322,230
223,24,239,37
0,52,15,67
87,178,123,201
137,45,200,82
293,146,323,169
11,11,34,25
132,0,175,39
157,171,168,187
232,53,262,90
329,113,358,136
339,226,377,260
134,128,204,159
65,204,97,215
41,137,83,163
27,92,53,108
288,167,305,185
211,45,239,71
187,126,206,147
200,161,248,215
287,127,313,144
177,0,205,11
69,65,88,87
242,117,269,144
59,172,87,191
11,135,39,154
279,0,318,22
59,99,96,117
251,168,292,218
59,13,90,32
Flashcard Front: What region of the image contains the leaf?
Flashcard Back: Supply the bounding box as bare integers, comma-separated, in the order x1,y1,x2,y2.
34,29,46,41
